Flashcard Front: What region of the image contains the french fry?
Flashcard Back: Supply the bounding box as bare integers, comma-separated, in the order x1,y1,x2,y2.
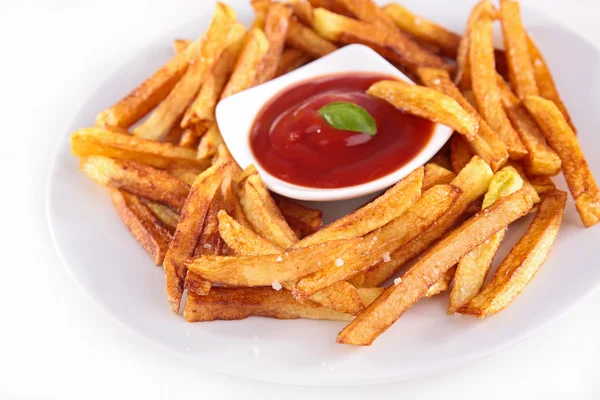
367,80,479,138
251,0,270,29
524,96,600,227
448,166,524,313
497,76,561,176
288,0,314,25
528,174,556,196
110,189,172,265
527,36,576,133
331,0,397,31
425,266,456,297
338,188,533,346
507,161,540,206
79,156,190,212
197,123,224,160
273,195,322,239
181,24,247,130
187,238,360,286
146,201,179,234
312,8,451,72
163,165,203,185
423,163,455,191
458,190,566,317
307,0,352,16
499,0,538,99
221,27,270,99
275,48,313,77
163,162,233,314
428,143,452,171
417,68,508,171
133,4,237,140
178,127,200,149
356,156,494,287
161,115,186,144
383,4,460,58
470,15,527,159
212,144,236,165
293,184,460,301
254,3,293,84
70,127,207,169
449,134,474,173
173,39,191,54
286,18,337,58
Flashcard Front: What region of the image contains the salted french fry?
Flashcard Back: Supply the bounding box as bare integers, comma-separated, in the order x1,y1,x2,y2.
356,156,494,287
161,115,186,144
251,0,271,29
448,166,524,313
527,36,576,133
173,39,191,54
197,123,224,160
286,18,337,58
212,144,236,165
528,174,556,196
524,96,600,227
187,238,360,286
275,48,313,77
178,127,200,149
293,184,460,301
449,134,474,173
70,127,208,169
254,3,293,84
423,163,455,191
146,201,180,234
331,0,397,31
221,27,270,99
338,188,533,346
383,4,460,58
79,156,190,212
312,8,451,72
133,4,237,140
425,266,456,297
181,24,247,130
289,0,314,25
497,76,561,176
499,0,538,98
163,162,233,314
470,15,527,159
459,190,566,316
273,195,322,239
110,189,172,265
367,80,479,138
164,165,204,185
417,68,508,171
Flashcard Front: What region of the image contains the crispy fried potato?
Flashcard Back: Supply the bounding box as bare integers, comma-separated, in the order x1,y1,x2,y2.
357,156,494,287
181,24,247,130
367,80,479,138
70,127,208,169
307,0,352,16
146,201,179,234
448,166,524,313
499,0,538,98
275,48,313,77
273,195,322,239
425,266,456,297
163,162,233,313
173,39,191,54
331,0,397,30
458,190,566,316
80,156,190,211
383,4,460,58
218,210,281,255
423,163,455,191
254,3,293,84
161,115,186,144
470,15,527,160
289,0,314,25
251,0,271,29
497,76,561,176
221,27,270,99
428,143,452,170
286,18,338,58
133,4,236,140
178,127,200,149
164,165,203,185
450,134,474,174
528,174,556,196
293,184,460,301
418,68,508,171
312,8,450,72
110,189,172,265
527,36,576,133
524,96,600,227
187,238,360,286
338,188,533,345
197,123,224,160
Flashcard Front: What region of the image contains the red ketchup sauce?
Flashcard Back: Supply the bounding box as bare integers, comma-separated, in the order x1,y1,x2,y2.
249,73,435,188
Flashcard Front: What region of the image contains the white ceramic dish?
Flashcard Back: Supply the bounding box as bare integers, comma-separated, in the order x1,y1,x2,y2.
216,44,453,201
47,0,600,386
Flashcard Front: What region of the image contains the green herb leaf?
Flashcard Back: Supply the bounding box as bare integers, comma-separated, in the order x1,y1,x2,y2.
318,101,377,136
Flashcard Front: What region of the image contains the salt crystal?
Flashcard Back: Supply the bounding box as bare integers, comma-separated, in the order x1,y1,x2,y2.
415,17,422,25
432,78,441,85
276,256,283,262
382,251,391,262
318,261,322,266
534,58,543,67
203,243,212,249
485,239,490,244
394,277,403,286
335,258,344,267
272,280,282,291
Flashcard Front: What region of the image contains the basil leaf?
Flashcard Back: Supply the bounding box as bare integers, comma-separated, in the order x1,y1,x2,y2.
318,101,377,136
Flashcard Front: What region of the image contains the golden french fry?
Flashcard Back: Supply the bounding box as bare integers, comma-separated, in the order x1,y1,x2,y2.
458,190,566,316
293,184,460,301
383,4,460,58
173,39,191,54
218,210,281,255
133,4,237,140
275,48,313,77
417,68,508,172
497,76,561,176
425,266,456,297
289,0,314,25
470,15,527,159
178,127,200,149
527,173,556,196
286,18,338,58
221,27,270,99
450,134,474,174
79,156,190,212
422,163,456,191
312,8,450,72
499,0,538,98
161,115,186,144
338,188,533,346
251,0,271,29
524,96,600,227
212,144,236,165
367,80,479,138
506,161,540,207
70,127,208,169
197,123,224,160
448,166,524,313
273,195,322,239
110,189,172,265
307,0,352,16
164,165,204,186
254,3,293,84
331,0,397,31
428,143,452,171
146,201,179,234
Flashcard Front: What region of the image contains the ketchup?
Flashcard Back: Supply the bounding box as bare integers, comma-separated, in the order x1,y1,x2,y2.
249,73,434,188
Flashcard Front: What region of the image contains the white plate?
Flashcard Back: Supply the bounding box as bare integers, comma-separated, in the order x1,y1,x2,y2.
47,0,600,386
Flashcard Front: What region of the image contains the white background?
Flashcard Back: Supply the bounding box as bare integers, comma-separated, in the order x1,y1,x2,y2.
1,0,599,398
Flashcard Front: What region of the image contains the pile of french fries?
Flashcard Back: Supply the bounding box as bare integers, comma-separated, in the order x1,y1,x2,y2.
69,0,600,346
